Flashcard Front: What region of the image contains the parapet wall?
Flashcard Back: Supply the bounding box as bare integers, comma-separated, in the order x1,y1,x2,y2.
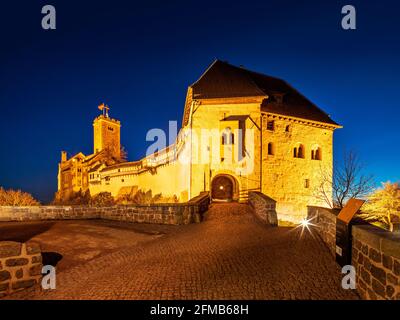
0,241,43,298
352,225,400,300
248,192,278,226
308,205,400,300
307,206,337,257
0,193,210,225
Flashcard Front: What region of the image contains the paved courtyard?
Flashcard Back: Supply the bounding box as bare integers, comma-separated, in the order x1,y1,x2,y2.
3,203,359,300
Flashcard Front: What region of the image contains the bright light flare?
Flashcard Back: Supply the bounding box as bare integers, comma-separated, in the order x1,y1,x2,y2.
295,217,316,238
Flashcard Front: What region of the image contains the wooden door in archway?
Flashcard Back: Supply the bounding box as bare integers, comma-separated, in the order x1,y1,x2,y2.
211,175,234,201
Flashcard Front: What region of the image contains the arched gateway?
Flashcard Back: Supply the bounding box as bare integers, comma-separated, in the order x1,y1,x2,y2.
211,175,238,202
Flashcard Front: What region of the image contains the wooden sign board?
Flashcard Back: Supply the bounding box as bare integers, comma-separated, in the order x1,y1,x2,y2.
337,198,366,224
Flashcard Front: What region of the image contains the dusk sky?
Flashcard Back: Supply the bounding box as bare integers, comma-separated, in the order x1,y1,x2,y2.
0,0,399,203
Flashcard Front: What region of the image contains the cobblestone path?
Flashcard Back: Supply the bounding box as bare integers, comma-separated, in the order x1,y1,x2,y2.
6,203,359,300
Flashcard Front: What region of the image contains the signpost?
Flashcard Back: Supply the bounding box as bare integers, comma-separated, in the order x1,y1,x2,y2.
335,198,366,267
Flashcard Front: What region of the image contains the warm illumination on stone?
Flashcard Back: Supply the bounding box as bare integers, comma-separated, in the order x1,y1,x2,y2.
56,60,341,223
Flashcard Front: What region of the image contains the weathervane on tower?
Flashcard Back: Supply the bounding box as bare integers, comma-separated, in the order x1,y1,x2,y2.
98,103,110,118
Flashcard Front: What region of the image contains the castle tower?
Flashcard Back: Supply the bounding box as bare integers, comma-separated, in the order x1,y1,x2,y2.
93,104,121,159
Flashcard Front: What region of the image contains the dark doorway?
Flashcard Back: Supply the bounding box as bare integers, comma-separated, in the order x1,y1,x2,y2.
212,175,234,201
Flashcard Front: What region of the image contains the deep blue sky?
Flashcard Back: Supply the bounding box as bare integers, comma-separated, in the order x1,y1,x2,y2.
0,0,399,203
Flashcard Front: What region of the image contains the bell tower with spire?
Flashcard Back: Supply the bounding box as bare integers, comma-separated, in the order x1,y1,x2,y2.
93,103,121,159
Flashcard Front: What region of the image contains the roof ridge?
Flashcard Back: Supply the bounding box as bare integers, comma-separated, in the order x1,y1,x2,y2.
189,59,339,126
280,80,334,119
190,58,220,88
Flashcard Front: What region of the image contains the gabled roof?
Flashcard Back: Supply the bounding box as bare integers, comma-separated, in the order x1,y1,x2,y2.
191,60,266,99
188,60,339,126
88,162,104,173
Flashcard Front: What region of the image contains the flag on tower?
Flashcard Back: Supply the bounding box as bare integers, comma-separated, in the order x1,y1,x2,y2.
98,103,105,111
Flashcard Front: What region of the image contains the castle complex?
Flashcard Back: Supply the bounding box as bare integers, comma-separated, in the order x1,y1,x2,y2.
56,60,341,223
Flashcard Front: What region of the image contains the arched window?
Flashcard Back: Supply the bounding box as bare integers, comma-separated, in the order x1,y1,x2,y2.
298,144,304,158
294,144,305,158
222,127,234,145
285,125,290,132
267,142,274,155
311,146,322,160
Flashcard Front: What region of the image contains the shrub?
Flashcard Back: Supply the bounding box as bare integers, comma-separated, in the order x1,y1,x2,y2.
0,187,40,206
90,192,115,207
52,190,91,205
116,189,179,205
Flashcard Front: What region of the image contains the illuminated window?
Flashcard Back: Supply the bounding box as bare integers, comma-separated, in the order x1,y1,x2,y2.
294,144,305,158
311,147,322,160
222,127,234,145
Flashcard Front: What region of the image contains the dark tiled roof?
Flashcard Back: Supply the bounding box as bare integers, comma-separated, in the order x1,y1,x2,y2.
191,60,339,126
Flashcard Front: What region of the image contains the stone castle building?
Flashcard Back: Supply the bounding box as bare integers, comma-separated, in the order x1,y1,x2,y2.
57,60,341,222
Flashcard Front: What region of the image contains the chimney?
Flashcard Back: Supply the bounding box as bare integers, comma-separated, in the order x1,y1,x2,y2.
61,151,67,163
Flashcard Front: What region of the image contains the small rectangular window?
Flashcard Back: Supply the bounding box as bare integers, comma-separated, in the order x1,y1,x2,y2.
267,120,275,131
305,179,310,188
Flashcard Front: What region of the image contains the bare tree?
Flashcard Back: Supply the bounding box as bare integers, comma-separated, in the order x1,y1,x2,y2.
120,146,128,162
317,150,374,209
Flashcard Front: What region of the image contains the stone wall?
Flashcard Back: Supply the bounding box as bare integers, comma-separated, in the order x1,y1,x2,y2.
352,225,400,300
248,192,278,226
0,206,101,222
0,193,210,225
102,193,210,225
307,206,338,257
0,241,42,298
261,116,335,224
